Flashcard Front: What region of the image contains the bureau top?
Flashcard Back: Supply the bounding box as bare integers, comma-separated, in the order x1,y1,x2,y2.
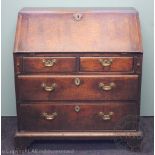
19,7,138,14
14,7,143,53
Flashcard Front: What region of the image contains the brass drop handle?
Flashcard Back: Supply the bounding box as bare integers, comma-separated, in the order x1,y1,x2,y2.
99,82,115,91
99,58,113,67
41,83,57,92
98,112,114,121
42,59,56,67
42,112,57,120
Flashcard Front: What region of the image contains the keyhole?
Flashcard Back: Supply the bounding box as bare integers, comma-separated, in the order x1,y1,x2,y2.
74,78,81,86
75,105,80,112
73,13,82,21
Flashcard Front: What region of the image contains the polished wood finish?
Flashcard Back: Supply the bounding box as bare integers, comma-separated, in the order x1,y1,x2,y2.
80,57,133,72
23,57,76,73
14,130,143,150
14,8,142,53
13,8,143,150
18,75,139,101
15,131,143,139
19,102,138,131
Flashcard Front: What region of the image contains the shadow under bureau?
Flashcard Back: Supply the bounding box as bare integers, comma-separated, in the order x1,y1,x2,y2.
13,8,143,150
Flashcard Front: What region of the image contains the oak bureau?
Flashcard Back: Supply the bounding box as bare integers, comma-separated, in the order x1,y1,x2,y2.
13,8,143,150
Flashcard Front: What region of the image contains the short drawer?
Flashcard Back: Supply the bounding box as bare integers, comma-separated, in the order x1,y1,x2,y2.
22,57,76,73
18,75,139,101
80,57,133,72
19,103,138,131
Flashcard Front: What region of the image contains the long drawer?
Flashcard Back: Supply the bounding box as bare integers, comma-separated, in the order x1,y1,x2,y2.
19,102,138,131
18,75,139,101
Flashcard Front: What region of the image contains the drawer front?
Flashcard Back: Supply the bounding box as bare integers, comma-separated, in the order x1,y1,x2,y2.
18,75,139,101
80,57,133,72
19,103,138,131
23,57,76,73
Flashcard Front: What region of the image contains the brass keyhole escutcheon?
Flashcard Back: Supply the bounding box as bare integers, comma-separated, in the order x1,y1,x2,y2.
75,105,80,112
74,78,81,86
73,13,83,21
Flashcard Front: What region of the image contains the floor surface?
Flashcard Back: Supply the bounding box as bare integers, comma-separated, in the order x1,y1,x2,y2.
1,117,154,155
